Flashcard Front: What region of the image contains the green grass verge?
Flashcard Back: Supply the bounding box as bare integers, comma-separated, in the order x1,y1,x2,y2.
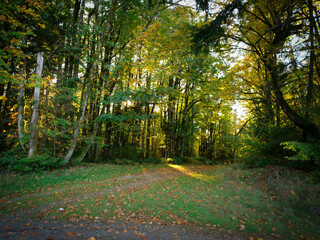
0,163,164,198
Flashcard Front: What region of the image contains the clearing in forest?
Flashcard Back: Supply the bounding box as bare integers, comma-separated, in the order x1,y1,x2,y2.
0,164,319,239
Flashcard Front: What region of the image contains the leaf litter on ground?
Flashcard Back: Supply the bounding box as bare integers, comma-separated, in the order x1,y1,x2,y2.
1,163,319,239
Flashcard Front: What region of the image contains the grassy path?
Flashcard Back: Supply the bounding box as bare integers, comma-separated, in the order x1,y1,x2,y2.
1,167,189,219
1,164,319,239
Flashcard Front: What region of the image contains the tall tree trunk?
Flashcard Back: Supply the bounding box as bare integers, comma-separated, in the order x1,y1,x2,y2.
28,52,44,158
73,0,86,79
18,62,26,153
64,91,89,163
262,14,320,139
302,0,316,141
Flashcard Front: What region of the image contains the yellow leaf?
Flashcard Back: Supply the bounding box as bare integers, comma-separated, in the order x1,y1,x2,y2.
38,23,46,29
0,96,7,101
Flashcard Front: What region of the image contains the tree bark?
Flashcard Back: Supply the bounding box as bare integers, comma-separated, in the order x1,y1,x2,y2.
18,62,26,153
28,52,44,158
302,0,316,141
64,91,89,163
72,117,99,164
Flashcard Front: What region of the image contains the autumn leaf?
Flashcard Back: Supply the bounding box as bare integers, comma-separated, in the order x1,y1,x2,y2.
237,224,245,231
65,232,76,237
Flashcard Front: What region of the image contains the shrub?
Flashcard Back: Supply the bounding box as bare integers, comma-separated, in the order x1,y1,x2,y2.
13,154,67,172
0,147,26,171
281,141,320,165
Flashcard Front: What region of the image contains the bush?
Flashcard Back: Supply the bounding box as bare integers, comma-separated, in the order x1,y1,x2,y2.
0,147,26,171
281,141,320,165
239,126,300,168
13,154,67,172
0,147,68,172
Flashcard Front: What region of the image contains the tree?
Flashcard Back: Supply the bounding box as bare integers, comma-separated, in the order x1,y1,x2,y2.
28,52,44,157
193,0,320,140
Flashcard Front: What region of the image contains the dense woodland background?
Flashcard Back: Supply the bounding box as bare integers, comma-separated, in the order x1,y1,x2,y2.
0,0,319,171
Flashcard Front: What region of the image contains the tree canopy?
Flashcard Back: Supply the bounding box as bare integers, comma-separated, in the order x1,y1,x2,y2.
0,0,319,170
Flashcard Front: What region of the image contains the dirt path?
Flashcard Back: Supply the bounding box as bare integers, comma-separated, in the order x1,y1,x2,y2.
0,166,276,240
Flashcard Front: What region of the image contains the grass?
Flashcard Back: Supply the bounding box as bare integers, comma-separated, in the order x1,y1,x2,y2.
1,163,319,239
0,163,164,198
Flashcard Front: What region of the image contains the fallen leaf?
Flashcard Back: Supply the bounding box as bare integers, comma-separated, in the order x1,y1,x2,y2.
65,232,76,237
237,224,245,231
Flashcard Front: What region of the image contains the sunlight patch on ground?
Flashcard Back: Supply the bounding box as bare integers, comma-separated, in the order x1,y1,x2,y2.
167,164,216,182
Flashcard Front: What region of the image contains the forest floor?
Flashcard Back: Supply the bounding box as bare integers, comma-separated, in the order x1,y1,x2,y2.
0,163,319,239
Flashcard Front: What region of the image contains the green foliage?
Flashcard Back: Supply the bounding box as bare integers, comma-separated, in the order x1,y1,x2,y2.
281,141,320,165
166,156,212,165
99,112,156,123
100,156,162,165
0,149,67,172
240,138,280,167
306,170,320,184
142,157,162,164
193,0,245,50
193,156,212,165
13,154,67,172
240,126,300,167
104,145,142,162
0,147,26,171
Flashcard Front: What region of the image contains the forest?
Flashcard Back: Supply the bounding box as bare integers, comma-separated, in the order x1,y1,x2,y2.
1,0,320,239
0,0,320,170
